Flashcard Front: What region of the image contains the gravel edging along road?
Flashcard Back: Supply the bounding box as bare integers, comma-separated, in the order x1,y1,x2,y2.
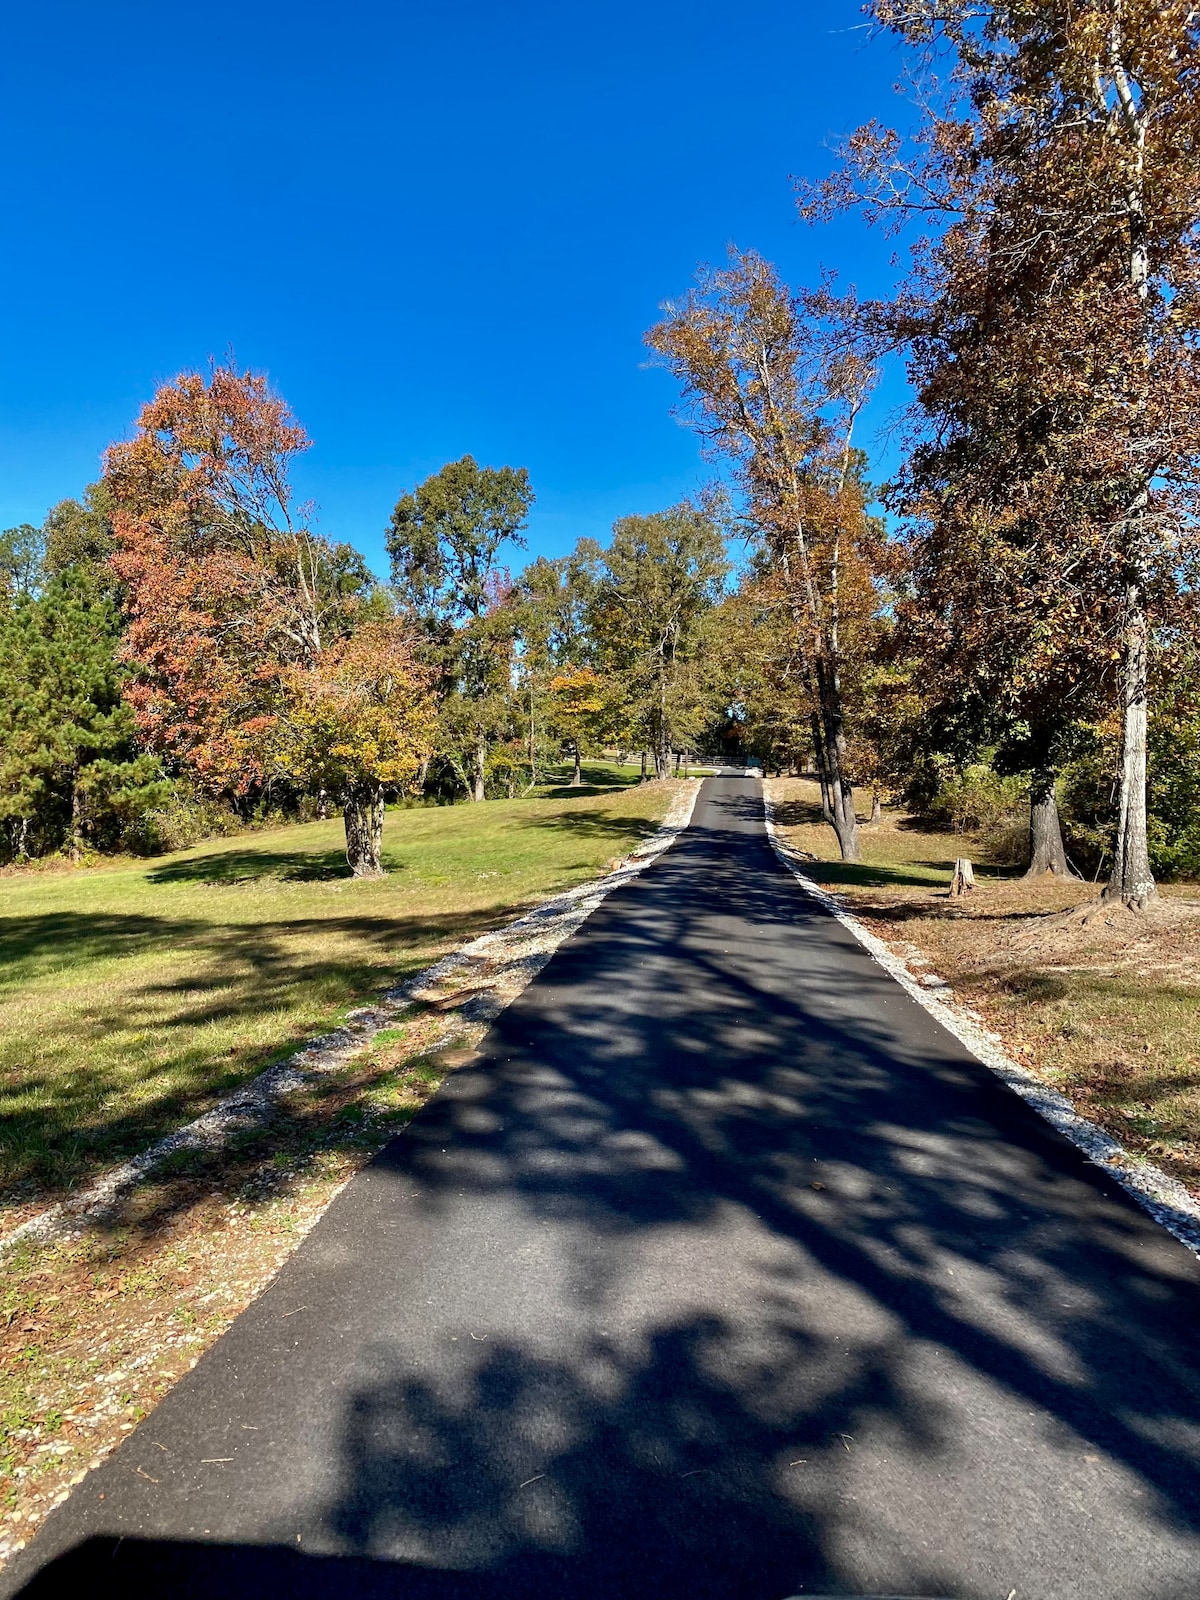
0,783,703,1569
0,780,702,1263
761,783,1200,1259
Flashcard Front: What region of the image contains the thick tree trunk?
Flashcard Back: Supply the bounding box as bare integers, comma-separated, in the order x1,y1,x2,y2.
830,795,860,862
824,737,859,861
1102,97,1154,909
811,713,834,823
1104,577,1156,906
1025,769,1070,878
342,783,386,878
655,661,670,781
471,735,486,803
414,760,429,796
869,792,882,825
570,745,582,786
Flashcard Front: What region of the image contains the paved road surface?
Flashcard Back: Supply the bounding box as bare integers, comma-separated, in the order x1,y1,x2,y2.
7,774,1200,1600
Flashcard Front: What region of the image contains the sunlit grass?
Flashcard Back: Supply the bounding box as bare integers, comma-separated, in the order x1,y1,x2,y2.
0,764,678,1215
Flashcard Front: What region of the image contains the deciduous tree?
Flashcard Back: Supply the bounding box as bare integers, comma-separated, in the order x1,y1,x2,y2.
516,552,598,785
278,619,436,876
804,0,1200,903
548,666,618,785
0,526,43,597
587,500,729,778
387,455,533,801
648,253,886,859
104,363,401,875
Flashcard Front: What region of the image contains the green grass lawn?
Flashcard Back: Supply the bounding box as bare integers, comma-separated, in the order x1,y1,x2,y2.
0,765,678,1219
768,786,1015,891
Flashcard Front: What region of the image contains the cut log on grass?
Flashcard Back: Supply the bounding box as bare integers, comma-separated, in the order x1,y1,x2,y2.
950,857,976,897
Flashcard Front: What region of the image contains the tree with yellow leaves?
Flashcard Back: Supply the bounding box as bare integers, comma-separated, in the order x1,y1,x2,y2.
278,620,436,876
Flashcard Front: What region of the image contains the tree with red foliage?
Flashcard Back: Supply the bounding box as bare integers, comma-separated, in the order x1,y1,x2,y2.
105,363,432,875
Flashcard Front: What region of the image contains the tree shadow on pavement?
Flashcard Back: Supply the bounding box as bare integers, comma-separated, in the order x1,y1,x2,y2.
298,789,1200,1594
11,783,1200,1600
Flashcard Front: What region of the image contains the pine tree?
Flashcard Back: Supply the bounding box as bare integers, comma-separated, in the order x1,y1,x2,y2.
0,567,165,861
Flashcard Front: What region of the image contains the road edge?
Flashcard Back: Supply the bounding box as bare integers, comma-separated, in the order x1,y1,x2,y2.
761,784,1200,1259
1,780,703,1260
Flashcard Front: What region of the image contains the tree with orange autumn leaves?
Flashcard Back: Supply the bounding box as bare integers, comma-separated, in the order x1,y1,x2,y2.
548,666,619,786
278,621,437,874
104,364,434,876
648,251,889,862
801,0,1200,905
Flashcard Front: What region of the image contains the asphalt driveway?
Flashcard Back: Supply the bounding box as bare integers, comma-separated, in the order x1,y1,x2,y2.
7,773,1200,1600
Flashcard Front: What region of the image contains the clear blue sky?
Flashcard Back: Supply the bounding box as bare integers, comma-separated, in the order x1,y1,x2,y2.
0,0,911,577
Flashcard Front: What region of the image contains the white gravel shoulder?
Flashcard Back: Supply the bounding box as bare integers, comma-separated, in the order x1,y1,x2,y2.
761,782,1200,1259
0,782,703,1260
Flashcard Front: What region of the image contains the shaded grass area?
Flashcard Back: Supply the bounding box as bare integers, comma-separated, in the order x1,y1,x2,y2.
0,1009,466,1538
0,764,676,1218
769,778,1200,1195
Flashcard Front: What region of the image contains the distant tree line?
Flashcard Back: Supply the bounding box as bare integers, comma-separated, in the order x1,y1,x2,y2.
0,369,731,878
5,1,1198,905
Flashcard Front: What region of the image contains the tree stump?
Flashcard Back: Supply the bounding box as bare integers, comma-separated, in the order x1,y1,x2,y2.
949,857,976,897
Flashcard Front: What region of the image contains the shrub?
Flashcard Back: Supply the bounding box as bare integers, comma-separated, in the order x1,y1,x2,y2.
979,815,1031,866
925,763,1025,834
124,787,249,855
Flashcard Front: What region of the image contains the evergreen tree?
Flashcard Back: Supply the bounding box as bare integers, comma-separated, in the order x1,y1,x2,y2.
0,567,165,861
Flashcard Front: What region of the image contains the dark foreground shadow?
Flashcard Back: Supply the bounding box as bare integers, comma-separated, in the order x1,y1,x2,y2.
15,1536,939,1600
14,1537,509,1600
